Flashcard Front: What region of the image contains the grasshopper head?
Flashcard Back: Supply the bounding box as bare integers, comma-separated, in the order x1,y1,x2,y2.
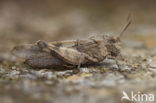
104,18,131,58
104,36,121,57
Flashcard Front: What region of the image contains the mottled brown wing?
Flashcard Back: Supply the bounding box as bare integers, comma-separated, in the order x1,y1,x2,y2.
72,39,108,61
12,44,50,59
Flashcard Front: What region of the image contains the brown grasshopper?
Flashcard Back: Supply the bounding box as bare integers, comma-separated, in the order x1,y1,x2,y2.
12,19,131,69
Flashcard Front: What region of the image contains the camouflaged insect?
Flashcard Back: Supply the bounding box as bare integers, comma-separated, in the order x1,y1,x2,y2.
12,19,131,68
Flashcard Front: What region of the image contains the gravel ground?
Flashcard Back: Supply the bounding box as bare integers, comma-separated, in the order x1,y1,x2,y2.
1,46,156,103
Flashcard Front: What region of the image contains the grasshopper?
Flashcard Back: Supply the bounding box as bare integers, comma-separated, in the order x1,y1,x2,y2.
12,19,131,69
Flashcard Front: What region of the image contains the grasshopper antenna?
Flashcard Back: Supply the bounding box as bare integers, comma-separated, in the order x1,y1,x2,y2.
116,14,131,41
